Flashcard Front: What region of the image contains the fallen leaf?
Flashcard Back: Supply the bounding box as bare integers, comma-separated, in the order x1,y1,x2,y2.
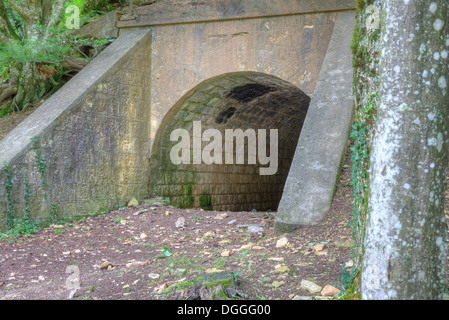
99,261,113,270
221,250,231,257
268,257,284,262
140,233,148,239
276,237,289,248
205,268,225,273
239,243,253,250
215,213,228,219
275,266,291,273
311,244,325,251
153,283,168,294
126,261,146,268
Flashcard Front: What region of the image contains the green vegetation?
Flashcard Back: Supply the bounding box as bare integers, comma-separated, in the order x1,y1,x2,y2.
199,189,213,211
31,136,47,190
175,184,195,209
338,0,380,299
156,247,172,259
1,163,42,239
49,201,59,224
0,0,118,115
23,171,32,223
3,161,15,230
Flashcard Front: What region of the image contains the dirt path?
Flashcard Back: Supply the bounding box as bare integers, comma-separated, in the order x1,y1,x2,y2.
1,148,448,300
0,151,356,300
0,103,41,141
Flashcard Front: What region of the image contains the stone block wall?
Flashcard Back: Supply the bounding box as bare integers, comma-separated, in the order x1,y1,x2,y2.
148,72,310,211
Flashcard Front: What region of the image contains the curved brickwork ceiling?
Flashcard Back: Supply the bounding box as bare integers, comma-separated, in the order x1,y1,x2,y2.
149,72,310,211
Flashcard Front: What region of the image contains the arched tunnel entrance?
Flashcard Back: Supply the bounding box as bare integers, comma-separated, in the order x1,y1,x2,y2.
148,72,310,211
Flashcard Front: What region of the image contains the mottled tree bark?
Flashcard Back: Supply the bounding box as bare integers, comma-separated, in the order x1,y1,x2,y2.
0,0,66,110
362,0,449,299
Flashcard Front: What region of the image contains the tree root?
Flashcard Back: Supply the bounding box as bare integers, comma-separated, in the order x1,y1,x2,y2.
0,85,17,106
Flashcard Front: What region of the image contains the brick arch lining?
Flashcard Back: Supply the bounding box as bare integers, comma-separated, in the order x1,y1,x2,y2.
148,72,310,211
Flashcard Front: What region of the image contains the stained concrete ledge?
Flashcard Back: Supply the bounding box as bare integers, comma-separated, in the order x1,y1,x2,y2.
73,10,119,39
117,0,356,28
275,12,356,233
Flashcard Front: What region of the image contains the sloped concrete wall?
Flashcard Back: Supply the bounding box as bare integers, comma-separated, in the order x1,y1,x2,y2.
275,12,356,232
0,29,152,230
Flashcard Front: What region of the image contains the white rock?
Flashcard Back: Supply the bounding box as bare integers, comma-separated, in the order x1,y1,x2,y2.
215,213,228,219
248,225,264,233
345,260,354,268
126,261,146,268
276,237,289,248
311,244,325,251
292,295,312,300
175,217,185,228
300,279,322,294
221,250,230,257
268,257,284,262
321,285,341,296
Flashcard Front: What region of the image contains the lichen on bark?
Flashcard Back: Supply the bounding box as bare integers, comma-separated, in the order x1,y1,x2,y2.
342,0,382,299
361,0,449,299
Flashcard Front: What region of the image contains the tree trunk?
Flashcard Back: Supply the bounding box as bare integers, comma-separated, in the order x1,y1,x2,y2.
13,20,45,111
13,61,44,111
362,0,449,299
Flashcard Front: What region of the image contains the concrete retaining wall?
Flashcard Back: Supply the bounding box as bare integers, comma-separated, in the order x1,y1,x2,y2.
0,29,152,229
0,2,356,231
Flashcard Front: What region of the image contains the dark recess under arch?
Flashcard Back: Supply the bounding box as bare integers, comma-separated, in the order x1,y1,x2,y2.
148,72,310,211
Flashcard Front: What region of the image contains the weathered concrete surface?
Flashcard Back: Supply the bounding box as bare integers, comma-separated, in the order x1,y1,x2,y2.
73,10,119,39
0,0,357,231
117,0,356,28
275,12,356,232
147,11,338,151
0,29,152,229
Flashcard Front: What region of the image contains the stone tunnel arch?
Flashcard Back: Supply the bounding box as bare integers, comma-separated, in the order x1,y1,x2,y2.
148,72,310,211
